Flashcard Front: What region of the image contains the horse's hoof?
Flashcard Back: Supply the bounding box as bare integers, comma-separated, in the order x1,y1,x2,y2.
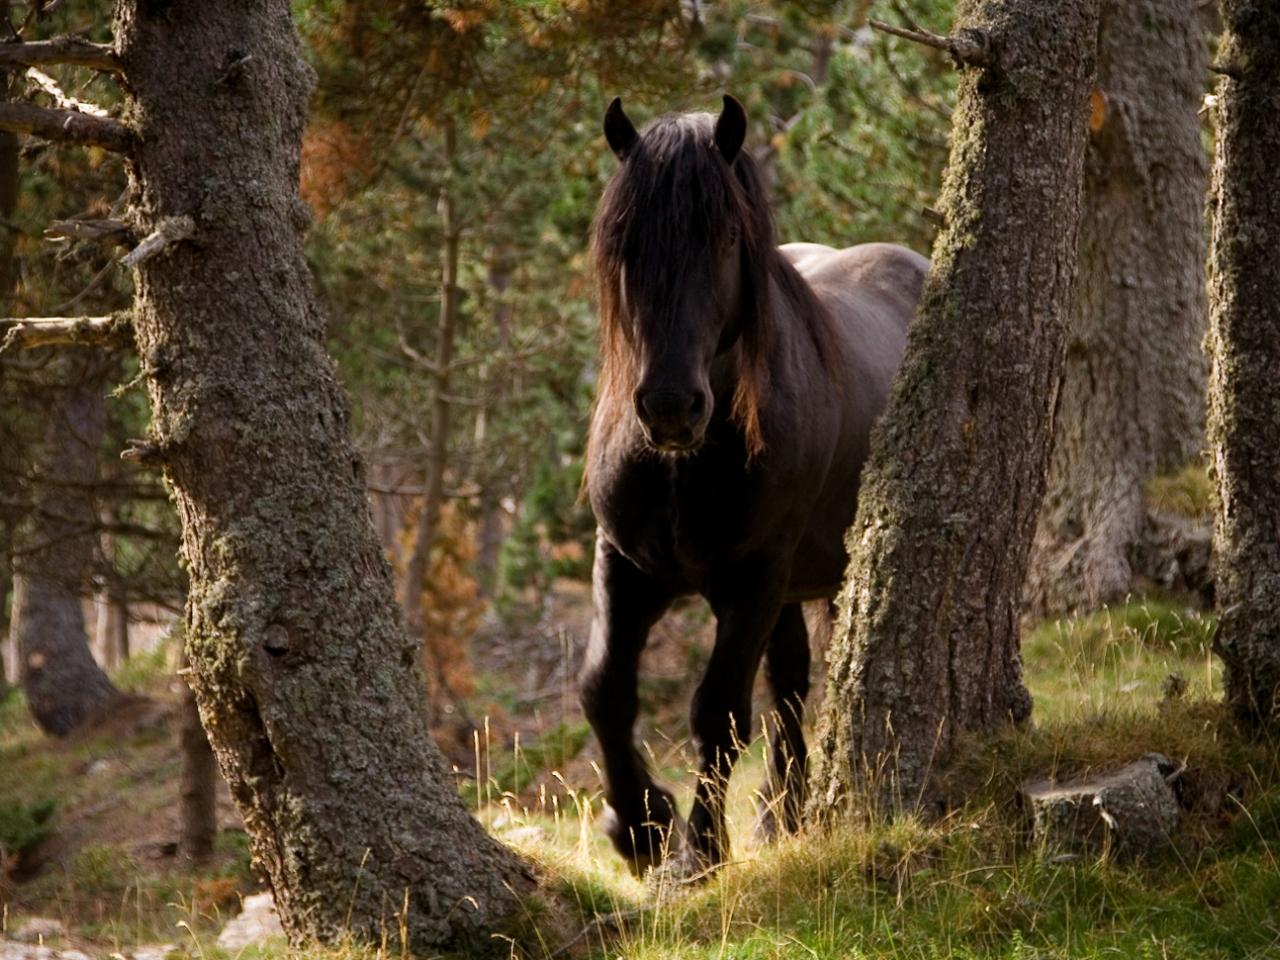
645,845,719,897
752,791,802,844
601,792,682,876
753,795,781,845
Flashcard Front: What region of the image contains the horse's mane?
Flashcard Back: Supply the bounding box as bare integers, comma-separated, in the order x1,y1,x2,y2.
588,110,835,464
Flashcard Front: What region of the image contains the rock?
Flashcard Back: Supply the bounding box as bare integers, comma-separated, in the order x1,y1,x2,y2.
1160,672,1189,702
1022,753,1181,858
128,946,177,960
10,920,65,944
0,945,82,960
499,825,547,845
216,892,285,951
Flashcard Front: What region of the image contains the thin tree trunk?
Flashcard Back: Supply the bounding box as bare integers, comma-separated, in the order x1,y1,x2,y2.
1206,0,1280,731
402,121,462,706
115,3,531,950
809,0,1099,818
95,512,129,671
1026,0,1208,616
178,650,218,862
475,249,512,596
0,0,17,700
11,374,121,735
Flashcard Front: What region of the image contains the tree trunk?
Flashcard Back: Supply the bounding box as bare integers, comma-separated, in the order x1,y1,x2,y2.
1026,0,1208,617
178,651,218,863
475,250,513,596
95,514,130,671
0,0,17,700
401,121,463,713
115,3,532,951
10,374,121,735
1206,0,1280,731
809,0,1099,818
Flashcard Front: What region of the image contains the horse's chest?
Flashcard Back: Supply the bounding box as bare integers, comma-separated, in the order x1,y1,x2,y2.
592,455,774,589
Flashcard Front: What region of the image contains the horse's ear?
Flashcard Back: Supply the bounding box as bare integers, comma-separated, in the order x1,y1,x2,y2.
714,94,747,165
604,97,639,160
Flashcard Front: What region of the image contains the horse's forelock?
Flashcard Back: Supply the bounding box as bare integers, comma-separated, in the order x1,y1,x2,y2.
589,111,778,462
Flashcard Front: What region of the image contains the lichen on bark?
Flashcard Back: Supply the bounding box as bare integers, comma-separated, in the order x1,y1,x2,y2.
809,0,1100,819
114,1,533,952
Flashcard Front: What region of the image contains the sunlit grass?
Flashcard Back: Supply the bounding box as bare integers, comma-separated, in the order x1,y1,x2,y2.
4,596,1280,959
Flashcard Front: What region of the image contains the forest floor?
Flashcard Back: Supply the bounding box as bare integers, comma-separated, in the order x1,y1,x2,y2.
2,587,1279,959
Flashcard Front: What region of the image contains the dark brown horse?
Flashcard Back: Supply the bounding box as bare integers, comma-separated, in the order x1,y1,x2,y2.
581,95,927,877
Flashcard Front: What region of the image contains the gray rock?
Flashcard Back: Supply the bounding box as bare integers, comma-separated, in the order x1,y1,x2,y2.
128,945,177,960
9,920,66,945
1022,753,1181,858
216,892,285,951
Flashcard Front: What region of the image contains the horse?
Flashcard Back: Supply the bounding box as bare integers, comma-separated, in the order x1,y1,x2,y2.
580,94,928,878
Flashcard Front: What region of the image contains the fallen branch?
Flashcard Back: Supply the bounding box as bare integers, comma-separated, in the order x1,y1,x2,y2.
120,215,195,268
0,312,132,352
0,36,121,74
0,100,131,151
868,18,992,68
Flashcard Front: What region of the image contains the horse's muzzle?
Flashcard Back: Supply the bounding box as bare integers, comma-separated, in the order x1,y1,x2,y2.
635,387,709,452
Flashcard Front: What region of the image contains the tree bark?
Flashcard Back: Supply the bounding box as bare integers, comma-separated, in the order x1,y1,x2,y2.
1206,0,1280,731
10,373,121,736
810,0,1099,818
0,0,16,700
115,3,532,951
1025,0,1208,616
178,651,218,863
95,511,130,672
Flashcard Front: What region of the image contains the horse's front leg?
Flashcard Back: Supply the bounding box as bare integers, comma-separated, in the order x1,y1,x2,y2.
580,534,676,874
679,556,786,875
755,601,810,841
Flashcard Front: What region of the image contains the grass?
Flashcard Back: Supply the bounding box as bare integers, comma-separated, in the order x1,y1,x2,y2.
3,594,1280,959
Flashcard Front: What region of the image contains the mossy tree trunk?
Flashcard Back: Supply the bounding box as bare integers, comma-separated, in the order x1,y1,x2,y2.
115,1,532,951
1206,0,1280,731
1026,0,1208,617
809,0,1099,818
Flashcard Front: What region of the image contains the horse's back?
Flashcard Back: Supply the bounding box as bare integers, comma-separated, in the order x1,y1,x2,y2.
781,241,927,321
776,241,927,598
782,240,926,402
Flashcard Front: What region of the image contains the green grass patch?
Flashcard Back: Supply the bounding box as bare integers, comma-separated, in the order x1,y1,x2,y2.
1146,463,1214,521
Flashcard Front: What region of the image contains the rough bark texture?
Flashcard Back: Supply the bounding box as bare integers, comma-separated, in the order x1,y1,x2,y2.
1026,0,1208,616
115,2,532,951
10,374,120,735
809,0,1099,818
1206,0,1280,731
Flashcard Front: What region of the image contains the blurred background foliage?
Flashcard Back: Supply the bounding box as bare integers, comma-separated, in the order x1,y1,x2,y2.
0,0,958,697
295,0,955,614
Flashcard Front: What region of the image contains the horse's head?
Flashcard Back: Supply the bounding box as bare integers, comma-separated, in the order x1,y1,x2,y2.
592,95,771,456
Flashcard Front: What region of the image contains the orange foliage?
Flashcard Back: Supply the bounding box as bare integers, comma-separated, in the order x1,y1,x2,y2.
395,500,484,712
301,120,373,218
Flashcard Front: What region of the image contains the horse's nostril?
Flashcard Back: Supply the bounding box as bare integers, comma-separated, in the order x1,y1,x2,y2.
689,392,706,417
